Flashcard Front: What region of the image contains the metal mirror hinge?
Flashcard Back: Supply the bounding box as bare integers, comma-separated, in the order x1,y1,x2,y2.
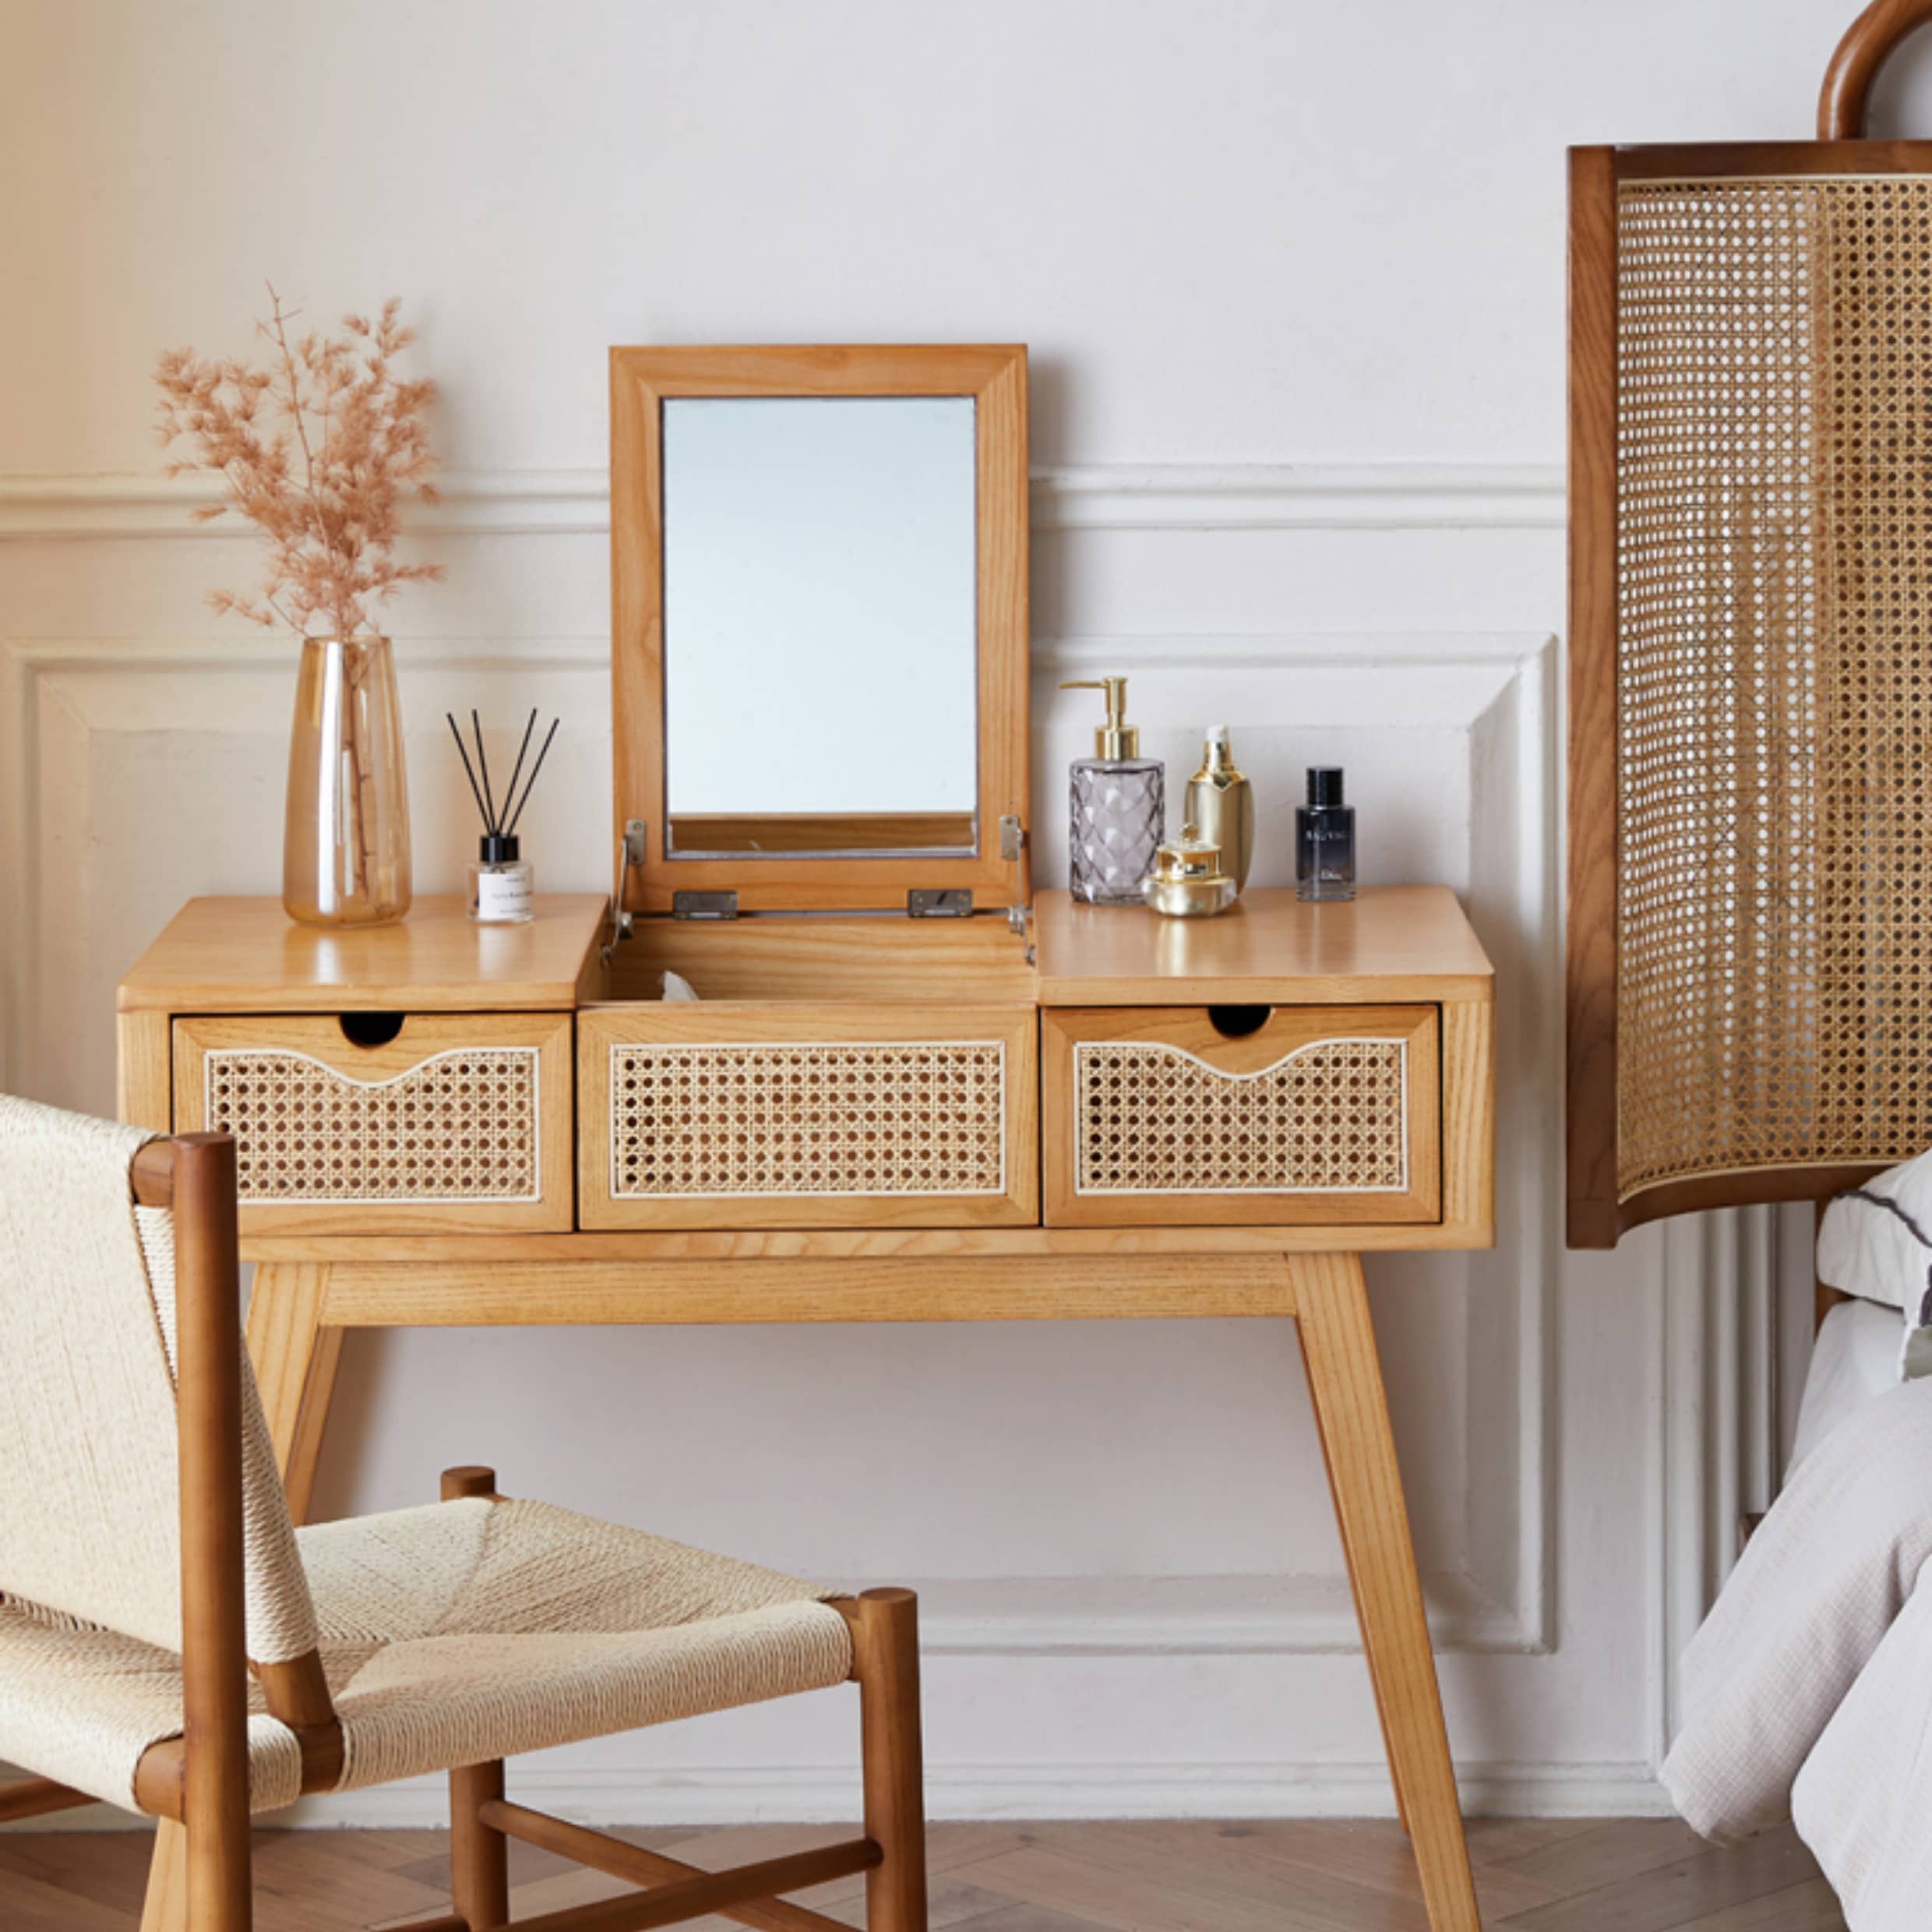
908,890,974,918
600,820,651,964
999,813,1034,960
673,891,739,921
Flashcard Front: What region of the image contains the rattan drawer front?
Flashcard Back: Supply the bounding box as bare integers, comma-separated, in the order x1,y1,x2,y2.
172,1013,574,1235
1042,1005,1440,1226
578,1004,1038,1228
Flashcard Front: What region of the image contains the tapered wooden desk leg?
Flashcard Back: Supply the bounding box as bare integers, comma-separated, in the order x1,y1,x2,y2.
1295,1253,1480,1932
245,1263,344,1524
1304,1337,1414,1839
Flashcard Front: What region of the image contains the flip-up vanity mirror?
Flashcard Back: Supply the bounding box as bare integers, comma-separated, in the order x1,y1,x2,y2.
584,344,1040,1228
609,345,1031,910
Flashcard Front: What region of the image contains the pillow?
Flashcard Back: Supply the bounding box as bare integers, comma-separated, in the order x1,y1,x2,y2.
1816,1157,1932,1380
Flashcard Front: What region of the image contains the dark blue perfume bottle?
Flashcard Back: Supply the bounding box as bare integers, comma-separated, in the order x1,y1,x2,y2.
1296,767,1356,902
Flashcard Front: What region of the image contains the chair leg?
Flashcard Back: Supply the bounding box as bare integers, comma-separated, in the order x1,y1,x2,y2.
441,1466,509,1929
451,1759,510,1930
854,1588,928,1932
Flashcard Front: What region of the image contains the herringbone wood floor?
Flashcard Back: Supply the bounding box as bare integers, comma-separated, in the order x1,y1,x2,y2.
0,1817,1846,1930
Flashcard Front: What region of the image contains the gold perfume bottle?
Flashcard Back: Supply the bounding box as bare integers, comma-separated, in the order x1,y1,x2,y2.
1183,724,1253,895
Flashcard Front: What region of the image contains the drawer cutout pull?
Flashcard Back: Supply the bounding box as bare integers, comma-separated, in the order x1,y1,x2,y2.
339,1011,406,1049
1207,1004,1271,1039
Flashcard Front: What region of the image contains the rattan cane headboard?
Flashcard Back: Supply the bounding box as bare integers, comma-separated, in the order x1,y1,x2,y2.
1567,0,1932,1246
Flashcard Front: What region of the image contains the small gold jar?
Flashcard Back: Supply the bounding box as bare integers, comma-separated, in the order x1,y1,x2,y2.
1143,823,1236,918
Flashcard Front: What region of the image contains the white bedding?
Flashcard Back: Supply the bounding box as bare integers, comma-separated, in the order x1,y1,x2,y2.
1664,1303,1932,1930
1793,1553,1932,1932
1661,1373,1932,1843
1791,1299,1913,1470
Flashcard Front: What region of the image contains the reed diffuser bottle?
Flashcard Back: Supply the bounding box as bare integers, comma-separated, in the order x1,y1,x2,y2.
450,709,559,925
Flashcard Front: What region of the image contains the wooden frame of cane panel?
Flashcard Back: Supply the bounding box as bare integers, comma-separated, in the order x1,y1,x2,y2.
1568,0,1932,1246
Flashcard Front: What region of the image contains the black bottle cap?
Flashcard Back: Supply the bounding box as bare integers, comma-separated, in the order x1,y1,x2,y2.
479,833,521,864
1307,767,1345,809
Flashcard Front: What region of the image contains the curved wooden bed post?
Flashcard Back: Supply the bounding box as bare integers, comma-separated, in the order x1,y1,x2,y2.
1819,0,1932,138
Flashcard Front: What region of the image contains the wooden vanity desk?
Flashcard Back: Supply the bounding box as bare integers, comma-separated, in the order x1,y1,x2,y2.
118,881,1494,1932
119,346,1493,1932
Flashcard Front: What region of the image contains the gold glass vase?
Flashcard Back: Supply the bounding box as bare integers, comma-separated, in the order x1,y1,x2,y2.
283,636,413,926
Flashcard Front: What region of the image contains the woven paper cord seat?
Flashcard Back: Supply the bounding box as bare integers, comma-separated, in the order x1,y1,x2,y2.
0,1095,852,1817
0,1499,851,1813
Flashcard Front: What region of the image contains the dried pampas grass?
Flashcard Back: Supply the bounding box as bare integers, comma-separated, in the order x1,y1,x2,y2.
155,287,442,640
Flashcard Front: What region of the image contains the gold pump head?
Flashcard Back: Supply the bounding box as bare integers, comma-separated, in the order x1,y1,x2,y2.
1059,676,1140,759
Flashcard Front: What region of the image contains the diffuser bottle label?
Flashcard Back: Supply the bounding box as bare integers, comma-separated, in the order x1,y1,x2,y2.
470,864,534,924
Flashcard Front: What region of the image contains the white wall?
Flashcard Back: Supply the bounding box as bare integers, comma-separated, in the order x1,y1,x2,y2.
0,0,1895,1824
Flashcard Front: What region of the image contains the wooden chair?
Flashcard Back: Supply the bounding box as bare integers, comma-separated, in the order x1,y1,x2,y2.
0,1097,927,1932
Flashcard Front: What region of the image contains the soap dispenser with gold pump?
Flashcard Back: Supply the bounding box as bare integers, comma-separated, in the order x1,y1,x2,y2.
1060,675,1165,905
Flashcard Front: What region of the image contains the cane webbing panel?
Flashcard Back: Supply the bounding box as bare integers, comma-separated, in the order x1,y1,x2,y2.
1615,174,1932,1200
610,1041,1007,1197
204,1049,541,1204
1072,1038,1409,1195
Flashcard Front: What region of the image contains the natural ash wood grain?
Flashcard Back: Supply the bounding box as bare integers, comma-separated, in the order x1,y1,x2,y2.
316,1253,1301,1326
611,344,1028,915
117,895,607,1014
1032,887,1493,1006
1040,1004,1441,1228
244,1264,342,1524
12,1820,1846,1932
242,1216,1499,1262
1440,999,1495,1248
668,812,978,856
173,1011,576,1236
597,915,1037,1006
116,1011,173,1130
1295,1253,1479,1932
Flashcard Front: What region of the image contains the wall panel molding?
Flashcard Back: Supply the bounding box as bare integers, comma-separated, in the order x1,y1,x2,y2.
0,462,1567,542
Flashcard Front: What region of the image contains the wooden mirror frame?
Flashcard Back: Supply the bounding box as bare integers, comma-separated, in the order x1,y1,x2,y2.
609,344,1029,915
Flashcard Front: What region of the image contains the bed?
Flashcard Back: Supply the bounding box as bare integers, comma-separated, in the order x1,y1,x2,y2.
1663,1294,1932,1930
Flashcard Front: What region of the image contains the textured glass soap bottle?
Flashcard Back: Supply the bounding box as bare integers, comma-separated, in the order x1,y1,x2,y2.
1061,675,1165,905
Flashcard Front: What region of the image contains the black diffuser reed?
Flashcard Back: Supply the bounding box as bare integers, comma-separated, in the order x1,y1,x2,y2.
452,709,559,922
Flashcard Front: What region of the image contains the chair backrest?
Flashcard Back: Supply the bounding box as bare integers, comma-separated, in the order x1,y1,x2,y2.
0,1094,319,1663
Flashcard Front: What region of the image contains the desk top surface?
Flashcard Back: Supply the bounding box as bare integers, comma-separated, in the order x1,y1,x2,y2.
1032,886,1493,1005
120,886,1491,1012
118,894,609,1012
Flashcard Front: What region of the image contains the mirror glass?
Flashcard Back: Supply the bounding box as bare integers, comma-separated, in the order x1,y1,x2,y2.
662,395,980,858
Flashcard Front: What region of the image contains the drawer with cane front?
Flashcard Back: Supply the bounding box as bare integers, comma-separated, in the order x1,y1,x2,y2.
172,1011,574,1235
1041,1003,1440,1226
577,1002,1039,1229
